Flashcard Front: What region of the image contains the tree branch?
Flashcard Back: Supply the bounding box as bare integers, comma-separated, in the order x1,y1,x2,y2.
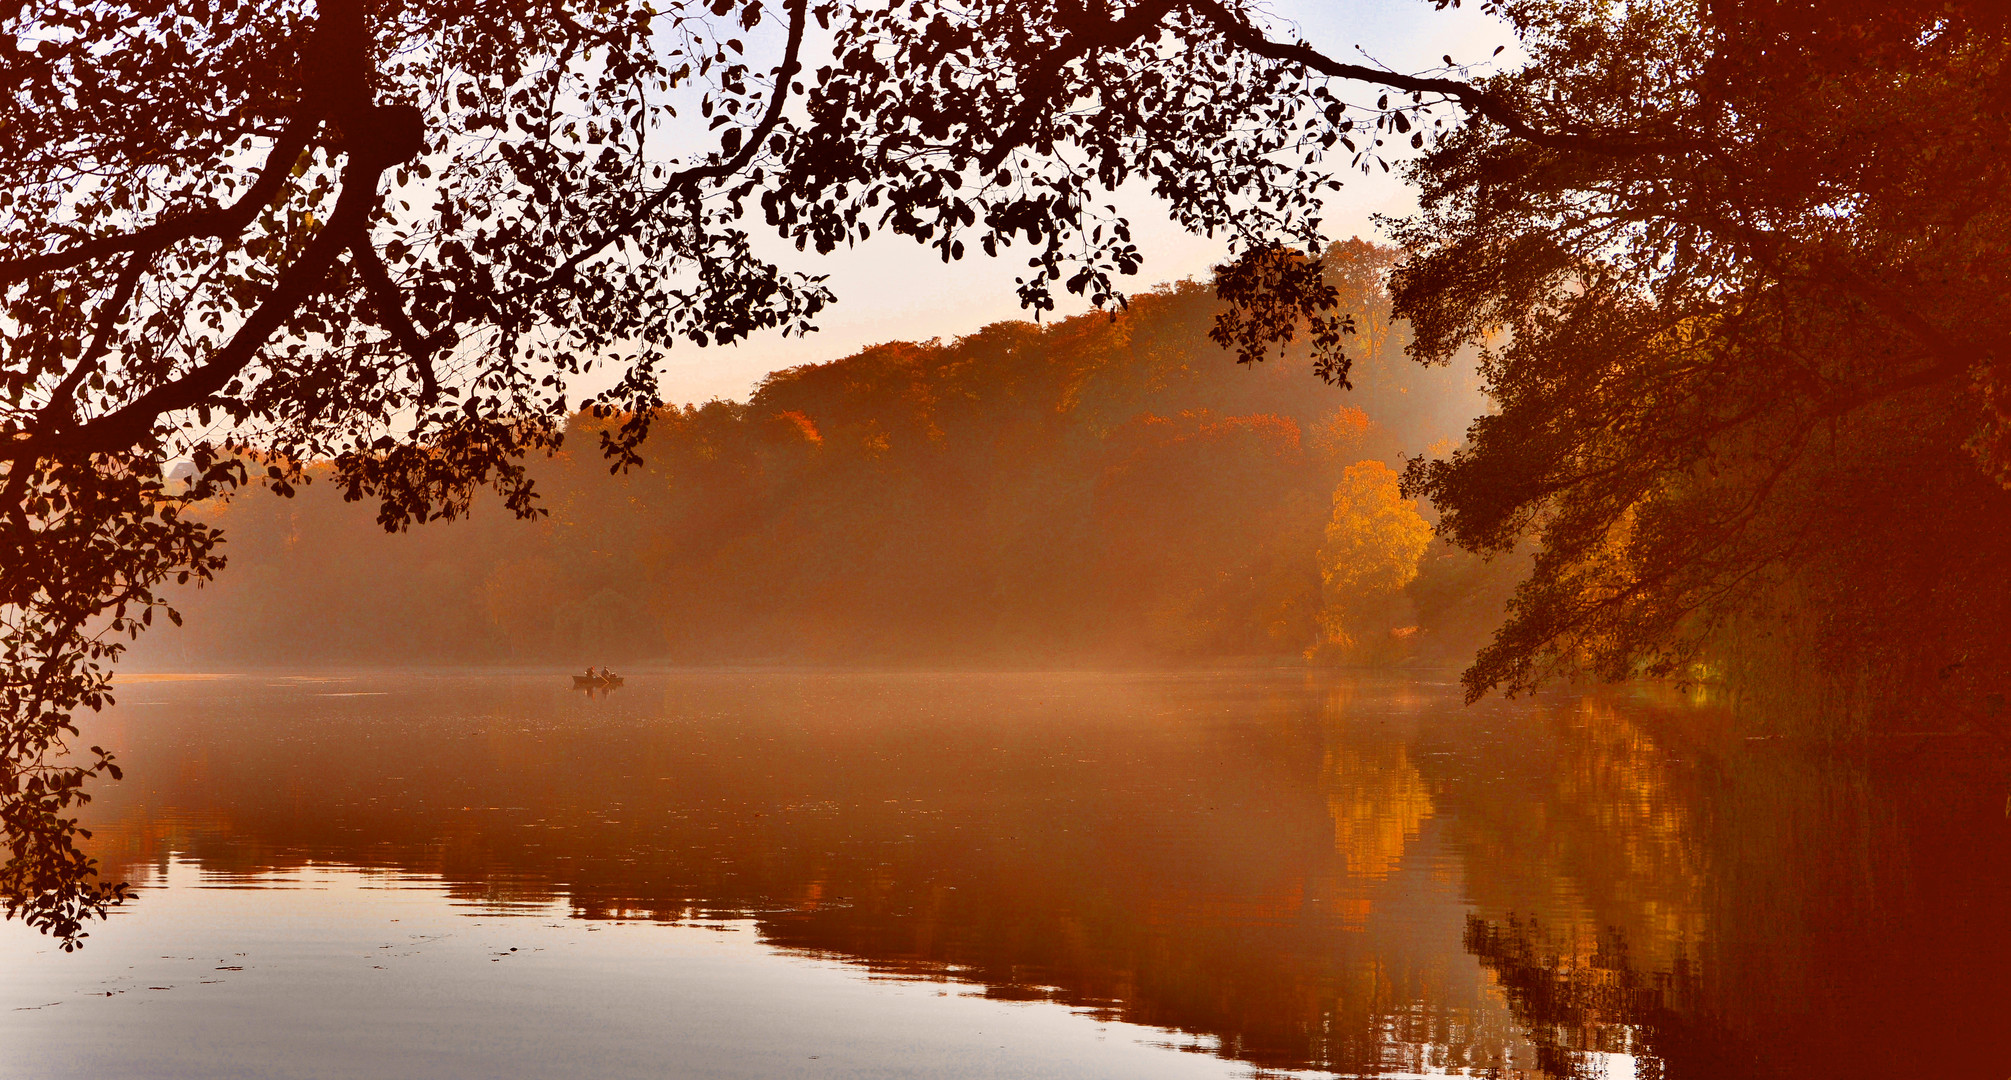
13,160,389,462
351,240,442,405
975,0,1180,173
965,0,1697,174
497,0,810,308
39,251,152,431
1179,0,1692,156
3,0,427,464
0,118,318,286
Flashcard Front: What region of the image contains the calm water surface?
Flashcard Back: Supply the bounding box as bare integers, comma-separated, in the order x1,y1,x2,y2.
3,670,2007,1078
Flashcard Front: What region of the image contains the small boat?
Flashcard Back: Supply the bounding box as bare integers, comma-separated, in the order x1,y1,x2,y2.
571,674,626,689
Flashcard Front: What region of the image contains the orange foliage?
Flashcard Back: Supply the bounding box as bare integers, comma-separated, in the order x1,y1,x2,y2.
140,277,1493,668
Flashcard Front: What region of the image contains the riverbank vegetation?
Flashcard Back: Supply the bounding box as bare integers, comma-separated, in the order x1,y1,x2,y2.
1391,0,2011,738
144,245,1521,669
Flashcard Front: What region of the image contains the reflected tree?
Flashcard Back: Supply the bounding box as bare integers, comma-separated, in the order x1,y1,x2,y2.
1464,915,1719,1080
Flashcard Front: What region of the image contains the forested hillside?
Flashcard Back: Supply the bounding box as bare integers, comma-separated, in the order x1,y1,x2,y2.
136,244,1516,669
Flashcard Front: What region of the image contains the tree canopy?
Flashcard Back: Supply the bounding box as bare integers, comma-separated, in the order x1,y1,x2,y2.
1392,0,2011,726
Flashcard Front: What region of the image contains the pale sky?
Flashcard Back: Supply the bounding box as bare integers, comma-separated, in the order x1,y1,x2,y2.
652,0,1518,405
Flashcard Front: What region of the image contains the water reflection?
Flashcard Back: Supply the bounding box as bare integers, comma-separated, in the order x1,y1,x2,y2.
59,671,2011,1078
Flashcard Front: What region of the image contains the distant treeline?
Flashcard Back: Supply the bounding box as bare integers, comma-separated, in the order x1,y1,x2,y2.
141,242,1524,669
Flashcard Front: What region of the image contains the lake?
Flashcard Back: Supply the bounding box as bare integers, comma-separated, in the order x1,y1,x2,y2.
3,670,2007,1078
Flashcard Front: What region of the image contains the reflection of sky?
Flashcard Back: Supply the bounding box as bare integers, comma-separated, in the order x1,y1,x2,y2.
659,0,1518,404
0,859,1273,1080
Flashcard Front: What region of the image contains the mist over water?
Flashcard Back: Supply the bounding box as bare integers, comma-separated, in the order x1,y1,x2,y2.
7,670,2007,1078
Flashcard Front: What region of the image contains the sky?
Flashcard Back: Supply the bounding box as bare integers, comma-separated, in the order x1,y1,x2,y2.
651,0,1519,406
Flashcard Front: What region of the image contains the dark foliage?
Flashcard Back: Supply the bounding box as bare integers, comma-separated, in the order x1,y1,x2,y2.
1392,0,2011,727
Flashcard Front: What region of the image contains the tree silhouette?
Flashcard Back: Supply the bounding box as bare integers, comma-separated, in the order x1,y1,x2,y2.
1391,1,2011,715
3,0,850,943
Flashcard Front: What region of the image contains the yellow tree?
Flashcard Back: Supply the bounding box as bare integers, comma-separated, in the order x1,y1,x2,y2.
1313,461,1431,660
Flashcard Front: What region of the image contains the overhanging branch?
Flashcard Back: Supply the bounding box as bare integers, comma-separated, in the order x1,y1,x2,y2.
0,118,318,286
498,0,811,308
352,240,443,405
9,160,389,463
